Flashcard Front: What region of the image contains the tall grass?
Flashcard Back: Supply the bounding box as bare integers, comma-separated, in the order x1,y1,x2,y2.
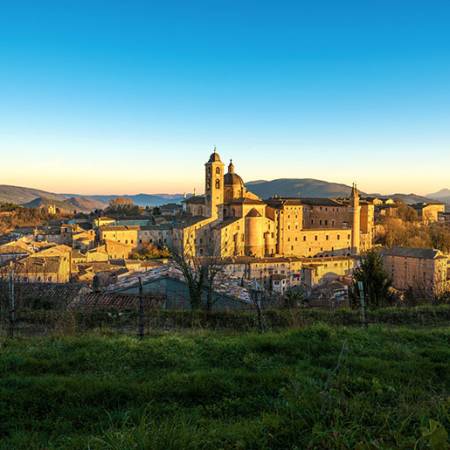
0,325,448,449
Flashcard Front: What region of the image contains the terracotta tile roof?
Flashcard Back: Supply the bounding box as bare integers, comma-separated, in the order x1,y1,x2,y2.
229,197,265,205
381,247,444,259
68,292,162,310
101,225,140,231
184,195,205,204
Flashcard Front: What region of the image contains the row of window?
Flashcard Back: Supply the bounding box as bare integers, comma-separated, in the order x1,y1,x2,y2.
287,234,351,242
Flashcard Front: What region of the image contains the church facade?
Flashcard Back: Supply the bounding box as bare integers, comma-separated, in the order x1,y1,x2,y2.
174,150,374,258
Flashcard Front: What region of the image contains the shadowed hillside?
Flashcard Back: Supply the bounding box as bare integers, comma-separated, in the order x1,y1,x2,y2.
245,178,362,199
0,185,66,204
428,188,450,205
22,196,106,213
0,185,184,209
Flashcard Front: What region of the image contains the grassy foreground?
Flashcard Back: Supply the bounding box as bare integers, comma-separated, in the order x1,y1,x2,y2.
0,326,449,449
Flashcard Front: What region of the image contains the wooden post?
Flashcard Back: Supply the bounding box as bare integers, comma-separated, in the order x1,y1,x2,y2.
138,277,145,339
8,268,15,338
357,281,367,328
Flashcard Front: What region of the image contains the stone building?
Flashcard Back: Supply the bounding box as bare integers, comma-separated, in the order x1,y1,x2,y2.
176,150,374,258
411,203,446,224
381,247,449,297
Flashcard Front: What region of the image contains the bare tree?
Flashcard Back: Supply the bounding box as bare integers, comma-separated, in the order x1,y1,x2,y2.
171,249,207,311
171,231,225,312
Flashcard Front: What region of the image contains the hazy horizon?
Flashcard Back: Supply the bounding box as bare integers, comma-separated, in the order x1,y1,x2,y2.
0,173,446,198
1,1,450,195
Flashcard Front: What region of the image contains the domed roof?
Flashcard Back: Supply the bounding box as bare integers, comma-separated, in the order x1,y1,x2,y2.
224,159,244,186
224,172,244,186
208,147,222,163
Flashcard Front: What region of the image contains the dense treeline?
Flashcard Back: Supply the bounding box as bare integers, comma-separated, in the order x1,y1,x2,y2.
0,203,54,234
376,204,450,253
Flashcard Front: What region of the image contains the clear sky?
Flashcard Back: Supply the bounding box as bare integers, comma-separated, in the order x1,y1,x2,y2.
1,0,449,196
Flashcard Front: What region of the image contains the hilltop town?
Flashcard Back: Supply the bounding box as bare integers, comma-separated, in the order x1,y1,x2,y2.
1,149,449,308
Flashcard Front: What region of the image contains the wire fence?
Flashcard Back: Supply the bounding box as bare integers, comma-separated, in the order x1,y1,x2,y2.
0,278,449,338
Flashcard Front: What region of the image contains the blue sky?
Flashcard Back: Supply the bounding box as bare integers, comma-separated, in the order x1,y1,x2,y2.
1,0,449,195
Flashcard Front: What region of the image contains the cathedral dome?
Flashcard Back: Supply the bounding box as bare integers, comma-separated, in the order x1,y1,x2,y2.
224,159,244,186
224,172,244,186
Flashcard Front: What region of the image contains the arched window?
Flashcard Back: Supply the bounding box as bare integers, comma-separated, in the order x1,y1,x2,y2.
216,167,221,174
215,179,220,189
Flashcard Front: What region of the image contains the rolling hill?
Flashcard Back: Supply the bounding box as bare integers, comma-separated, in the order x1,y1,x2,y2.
23,196,106,213
0,185,67,204
1,181,440,211
0,185,184,210
427,188,450,205
245,178,363,199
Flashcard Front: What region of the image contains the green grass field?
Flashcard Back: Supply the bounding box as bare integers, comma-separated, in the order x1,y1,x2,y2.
0,325,449,449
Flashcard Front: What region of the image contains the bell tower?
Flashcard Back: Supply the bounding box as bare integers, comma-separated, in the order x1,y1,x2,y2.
350,183,361,255
205,148,224,219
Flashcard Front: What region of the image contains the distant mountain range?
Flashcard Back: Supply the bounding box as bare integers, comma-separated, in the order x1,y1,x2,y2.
369,193,433,204
245,178,362,199
0,185,185,211
245,179,434,204
71,194,186,208
427,189,450,205
1,181,447,213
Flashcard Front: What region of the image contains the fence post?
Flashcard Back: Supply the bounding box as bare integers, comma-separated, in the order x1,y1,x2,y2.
251,287,265,333
138,277,144,339
357,281,367,328
8,268,15,338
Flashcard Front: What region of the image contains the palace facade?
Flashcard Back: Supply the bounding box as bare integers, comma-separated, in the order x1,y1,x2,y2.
174,150,374,258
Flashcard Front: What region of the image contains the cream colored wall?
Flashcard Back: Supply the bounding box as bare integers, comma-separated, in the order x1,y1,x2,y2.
302,257,354,287
186,203,206,216
138,229,172,248
279,228,352,257
303,205,348,229
104,240,134,259
217,219,245,257
421,205,446,223
383,254,448,296
101,229,139,248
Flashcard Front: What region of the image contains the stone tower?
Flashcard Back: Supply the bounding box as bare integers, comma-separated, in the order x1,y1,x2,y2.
350,183,361,255
205,148,224,219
